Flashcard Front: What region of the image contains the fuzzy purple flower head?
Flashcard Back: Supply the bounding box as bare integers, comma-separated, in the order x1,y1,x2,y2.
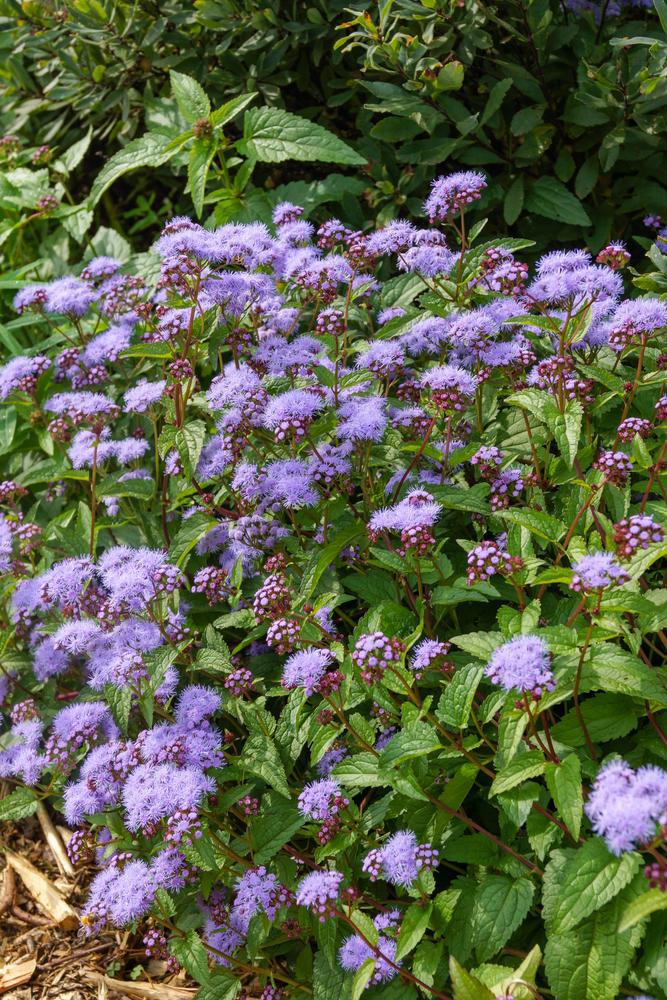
585,759,667,855
424,171,487,222
485,635,554,698
570,552,630,592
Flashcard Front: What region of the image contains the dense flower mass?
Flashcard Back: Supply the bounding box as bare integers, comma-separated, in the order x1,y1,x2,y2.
0,172,665,998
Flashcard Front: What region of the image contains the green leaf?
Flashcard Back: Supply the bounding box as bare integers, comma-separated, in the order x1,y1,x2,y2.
243,732,291,797
97,472,154,500
472,876,535,962
395,902,432,961
313,950,352,1000
251,793,304,864
490,750,546,796
503,175,524,225
450,630,502,660
550,694,639,747
544,885,642,1000
350,959,375,999
169,511,216,566
545,754,583,839
175,420,207,479
525,177,592,227
619,887,667,932
542,841,641,934
552,400,583,469
210,93,258,129
380,722,441,766
449,956,495,1000
60,127,93,172
481,78,513,125
581,647,667,705
333,752,391,788
170,70,211,123
0,786,38,821
244,108,366,165
196,977,239,1000
436,663,485,728
189,138,216,218
170,930,210,984
89,134,174,206
655,0,667,35
499,508,567,543
298,522,364,601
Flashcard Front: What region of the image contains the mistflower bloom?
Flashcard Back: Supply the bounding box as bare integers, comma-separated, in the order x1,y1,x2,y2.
467,539,516,584
295,869,344,920
0,355,50,399
420,365,478,411
82,859,155,932
317,746,348,777
224,667,254,697
281,647,335,696
362,830,438,887
337,397,387,443
657,395,667,422
424,171,487,222
470,445,504,476
410,639,451,677
570,552,630,592
614,515,664,559
263,388,324,443
123,379,165,413
273,201,304,226
489,468,524,511
377,306,406,325
44,276,97,317
339,931,399,986
352,632,405,684
485,635,554,698
356,340,405,377
298,778,349,821
253,572,291,621
606,299,667,349
596,242,630,270
122,763,215,832
617,417,651,442
192,566,229,605
585,759,667,855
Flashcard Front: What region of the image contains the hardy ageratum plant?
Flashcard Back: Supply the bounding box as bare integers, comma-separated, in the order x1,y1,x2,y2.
0,171,666,1000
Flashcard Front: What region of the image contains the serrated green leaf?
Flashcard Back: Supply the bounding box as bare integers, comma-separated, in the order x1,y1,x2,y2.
472,876,535,962
552,400,583,469
545,754,583,839
436,663,485,728
543,841,641,934
499,508,567,543
0,786,38,821
395,902,432,961
170,930,210,984
89,134,174,206
450,956,495,1000
189,138,216,218
170,70,211,123
619,887,667,932
244,108,366,165
490,750,545,796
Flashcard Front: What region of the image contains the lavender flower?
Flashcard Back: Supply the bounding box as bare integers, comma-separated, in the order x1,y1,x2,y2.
424,171,487,222
123,379,166,413
585,759,667,855
362,830,438,886
282,647,335,696
485,635,554,698
295,869,343,920
570,552,630,592
298,779,348,821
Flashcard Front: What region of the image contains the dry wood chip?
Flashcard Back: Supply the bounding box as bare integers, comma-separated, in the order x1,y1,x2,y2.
4,850,78,930
0,957,37,993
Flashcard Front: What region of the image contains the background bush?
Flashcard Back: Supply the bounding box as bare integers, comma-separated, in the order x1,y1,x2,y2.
3,0,667,272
